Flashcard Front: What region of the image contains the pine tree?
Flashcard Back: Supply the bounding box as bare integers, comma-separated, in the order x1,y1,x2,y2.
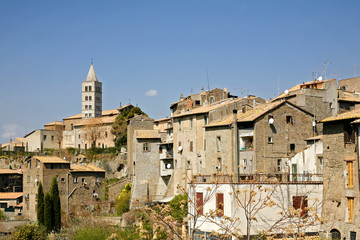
50,177,61,231
36,182,45,225
44,192,53,232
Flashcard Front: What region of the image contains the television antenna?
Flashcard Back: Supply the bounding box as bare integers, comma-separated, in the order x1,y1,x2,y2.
322,60,331,79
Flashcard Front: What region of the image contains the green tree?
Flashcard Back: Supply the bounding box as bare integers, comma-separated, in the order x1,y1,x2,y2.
37,182,45,225
115,183,132,215
44,192,53,232
111,107,147,147
168,194,188,223
50,177,61,231
10,224,45,240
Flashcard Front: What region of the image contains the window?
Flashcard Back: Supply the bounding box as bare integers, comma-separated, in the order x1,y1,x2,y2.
190,118,193,129
85,96,88,101
89,86,92,91
187,161,191,170
268,137,273,144
210,97,215,104
204,115,208,125
216,193,224,216
89,105,92,109
143,142,150,152
85,86,88,92
73,177,78,183
61,177,65,183
217,137,221,152
43,135,47,141
28,160,31,169
195,100,201,106
85,105,88,109
348,197,354,222
89,96,92,101
196,192,204,215
105,131,108,138
204,140,206,150
344,123,355,143
347,161,354,187
290,144,295,152
179,120,182,131
51,136,54,141
217,158,222,171
27,175,30,183
0,203,7,208
242,107,246,113
277,159,281,172
190,141,193,152
286,116,293,124
317,156,323,174
292,196,308,217
243,159,247,170
89,113,91,117
85,144,87,149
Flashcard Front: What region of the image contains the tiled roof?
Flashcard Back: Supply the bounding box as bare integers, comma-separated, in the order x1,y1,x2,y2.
74,116,117,127
33,156,70,164
338,92,360,102
70,164,105,172
206,101,286,127
0,192,23,200
44,121,64,126
154,117,171,122
64,108,119,120
321,108,360,123
305,135,323,141
135,130,161,139
173,98,245,118
0,169,22,175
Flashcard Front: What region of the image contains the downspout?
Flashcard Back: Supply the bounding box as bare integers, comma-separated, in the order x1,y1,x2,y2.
67,173,69,214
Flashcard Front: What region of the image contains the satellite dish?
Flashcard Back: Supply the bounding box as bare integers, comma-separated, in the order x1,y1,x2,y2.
35,179,38,183
318,76,323,81
269,118,274,125
166,163,171,169
178,146,183,152
284,90,289,95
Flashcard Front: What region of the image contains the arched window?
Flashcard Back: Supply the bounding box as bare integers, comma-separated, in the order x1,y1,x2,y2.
330,229,341,240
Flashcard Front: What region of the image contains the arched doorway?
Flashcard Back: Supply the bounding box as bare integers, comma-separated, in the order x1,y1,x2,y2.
330,229,341,240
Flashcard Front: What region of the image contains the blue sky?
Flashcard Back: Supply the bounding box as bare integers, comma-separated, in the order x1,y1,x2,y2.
1,0,360,144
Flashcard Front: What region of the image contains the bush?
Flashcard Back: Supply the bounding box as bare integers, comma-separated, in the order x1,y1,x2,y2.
168,194,188,223
10,224,46,240
115,183,131,215
71,226,112,240
0,209,5,220
66,147,76,155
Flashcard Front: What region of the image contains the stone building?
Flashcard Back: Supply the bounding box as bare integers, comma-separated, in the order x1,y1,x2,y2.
272,79,338,133
0,168,23,192
1,138,25,152
320,108,360,240
0,192,23,219
204,100,315,181
82,63,102,118
22,156,105,220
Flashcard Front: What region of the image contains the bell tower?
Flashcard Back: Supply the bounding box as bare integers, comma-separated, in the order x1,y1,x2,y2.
82,63,102,119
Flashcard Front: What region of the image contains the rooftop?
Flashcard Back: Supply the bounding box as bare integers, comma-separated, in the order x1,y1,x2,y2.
0,168,23,175
135,130,161,139
70,164,105,172
321,108,360,123
0,192,23,200
32,156,70,164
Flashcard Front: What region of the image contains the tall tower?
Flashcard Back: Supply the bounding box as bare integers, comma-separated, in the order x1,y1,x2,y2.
82,63,102,119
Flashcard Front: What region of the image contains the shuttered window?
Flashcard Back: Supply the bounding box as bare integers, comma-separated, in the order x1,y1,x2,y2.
196,192,203,215
347,161,354,187
292,196,308,217
348,197,354,222
216,193,224,217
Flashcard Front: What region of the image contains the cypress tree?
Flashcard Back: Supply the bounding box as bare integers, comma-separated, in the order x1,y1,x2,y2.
44,192,53,232
50,177,61,231
36,182,45,225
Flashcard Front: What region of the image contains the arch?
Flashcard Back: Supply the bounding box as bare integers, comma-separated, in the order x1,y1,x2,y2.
330,228,341,240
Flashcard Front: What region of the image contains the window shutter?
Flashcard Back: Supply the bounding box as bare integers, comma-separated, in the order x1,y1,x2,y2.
196,192,203,215
216,193,224,216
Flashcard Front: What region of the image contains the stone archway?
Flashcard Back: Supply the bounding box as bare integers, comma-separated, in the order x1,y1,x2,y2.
330,229,341,240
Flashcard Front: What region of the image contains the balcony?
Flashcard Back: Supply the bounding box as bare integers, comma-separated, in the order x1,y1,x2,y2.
161,159,174,176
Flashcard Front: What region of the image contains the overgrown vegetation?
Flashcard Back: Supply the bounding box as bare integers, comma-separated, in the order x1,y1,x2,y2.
115,183,132,215
10,224,46,240
0,209,5,220
111,107,147,147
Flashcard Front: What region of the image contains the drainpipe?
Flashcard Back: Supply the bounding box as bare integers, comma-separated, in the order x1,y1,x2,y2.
233,108,239,182
67,173,69,214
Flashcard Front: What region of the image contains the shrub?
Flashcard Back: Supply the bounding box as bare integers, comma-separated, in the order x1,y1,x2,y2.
115,183,131,215
71,226,111,240
168,194,188,223
10,224,46,240
0,209,5,220
66,147,76,155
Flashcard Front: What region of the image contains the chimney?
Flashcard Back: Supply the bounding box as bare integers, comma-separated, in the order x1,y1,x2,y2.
180,93,184,101
10,139,12,144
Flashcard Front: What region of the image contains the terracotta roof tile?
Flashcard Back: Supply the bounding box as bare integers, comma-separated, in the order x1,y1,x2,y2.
0,169,22,174
70,164,105,172
33,156,70,164
135,130,161,139
0,192,23,200
321,108,360,122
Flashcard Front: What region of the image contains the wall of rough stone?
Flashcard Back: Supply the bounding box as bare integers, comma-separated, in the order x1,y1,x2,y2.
321,120,360,239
